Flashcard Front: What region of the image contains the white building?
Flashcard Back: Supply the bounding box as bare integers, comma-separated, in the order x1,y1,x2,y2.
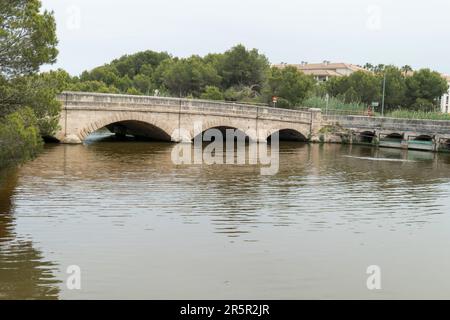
273,61,368,82
441,75,450,113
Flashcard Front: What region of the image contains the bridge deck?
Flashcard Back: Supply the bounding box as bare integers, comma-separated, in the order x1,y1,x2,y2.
58,91,315,124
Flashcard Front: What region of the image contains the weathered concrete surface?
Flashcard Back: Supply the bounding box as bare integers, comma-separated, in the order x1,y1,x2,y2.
55,92,322,144
324,115,450,135
323,115,450,151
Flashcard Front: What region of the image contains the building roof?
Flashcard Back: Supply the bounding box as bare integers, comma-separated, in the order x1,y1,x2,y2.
441,74,450,82
300,69,342,77
273,62,369,77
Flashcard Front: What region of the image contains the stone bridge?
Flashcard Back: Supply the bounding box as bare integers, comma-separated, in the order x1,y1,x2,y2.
55,92,323,144
54,92,450,153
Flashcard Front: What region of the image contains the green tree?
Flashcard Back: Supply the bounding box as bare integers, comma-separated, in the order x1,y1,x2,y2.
0,0,59,167
133,74,153,95
263,66,315,107
200,86,224,100
218,44,269,89
411,98,436,112
159,56,220,97
381,66,407,109
326,71,380,104
0,107,43,167
83,66,120,87
0,70,69,136
405,69,448,109
0,0,58,77
68,80,119,94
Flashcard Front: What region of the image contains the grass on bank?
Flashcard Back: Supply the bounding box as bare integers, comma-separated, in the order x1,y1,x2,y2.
302,96,366,112
384,110,450,120
299,96,450,120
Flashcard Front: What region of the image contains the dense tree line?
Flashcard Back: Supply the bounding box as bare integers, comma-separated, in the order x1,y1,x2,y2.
0,0,60,167
66,48,448,112
324,66,448,112
64,45,315,108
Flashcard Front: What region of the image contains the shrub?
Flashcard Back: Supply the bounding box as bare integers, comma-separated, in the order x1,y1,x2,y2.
0,108,43,168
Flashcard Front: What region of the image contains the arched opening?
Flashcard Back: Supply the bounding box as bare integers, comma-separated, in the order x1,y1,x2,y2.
359,131,376,144
189,126,251,165
413,135,433,142
268,129,307,143
86,120,172,142
385,133,403,141
408,135,434,151
42,136,60,143
191,126,250,143
379,132,403,149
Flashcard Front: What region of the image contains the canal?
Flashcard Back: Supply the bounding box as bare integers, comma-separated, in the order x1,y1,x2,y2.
1,133,450,299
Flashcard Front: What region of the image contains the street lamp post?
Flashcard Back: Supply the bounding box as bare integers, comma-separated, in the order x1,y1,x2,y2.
381,73,386,117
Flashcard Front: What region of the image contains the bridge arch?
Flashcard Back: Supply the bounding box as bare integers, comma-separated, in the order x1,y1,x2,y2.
413,134,433,142
265,128,308,142
189,118,257,142
191,126,252,142
359,131,376,143
385,133,403,140
77,112,174,142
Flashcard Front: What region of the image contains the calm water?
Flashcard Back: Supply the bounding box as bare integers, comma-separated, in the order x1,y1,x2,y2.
2,134,450,299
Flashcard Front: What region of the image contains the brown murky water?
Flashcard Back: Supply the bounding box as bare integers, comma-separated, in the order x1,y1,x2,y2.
1,133,450,299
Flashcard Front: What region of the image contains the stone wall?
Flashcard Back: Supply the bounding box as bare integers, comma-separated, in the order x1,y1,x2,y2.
322,115,450,152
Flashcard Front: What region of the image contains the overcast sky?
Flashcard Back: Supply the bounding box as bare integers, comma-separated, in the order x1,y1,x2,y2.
41,0,450,75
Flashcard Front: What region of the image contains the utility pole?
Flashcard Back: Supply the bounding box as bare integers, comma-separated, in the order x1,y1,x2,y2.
325,93,329,116
381,73,386,117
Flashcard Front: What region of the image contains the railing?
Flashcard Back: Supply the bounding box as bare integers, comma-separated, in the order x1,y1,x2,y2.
58,91,315,123
312,108,368,117
323,114,450,135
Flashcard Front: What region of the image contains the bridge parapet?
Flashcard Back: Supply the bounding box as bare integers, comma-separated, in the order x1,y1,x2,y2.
324,115,450,135
59,91,315,123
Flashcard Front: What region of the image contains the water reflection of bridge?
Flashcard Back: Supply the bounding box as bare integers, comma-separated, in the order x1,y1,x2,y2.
18,142,450,238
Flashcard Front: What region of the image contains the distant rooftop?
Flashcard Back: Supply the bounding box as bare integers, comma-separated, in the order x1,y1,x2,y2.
442,74,450,82
273,61,368,77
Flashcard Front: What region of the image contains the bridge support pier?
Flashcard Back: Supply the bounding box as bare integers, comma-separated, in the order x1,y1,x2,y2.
170,128,193,144
61,134,82,144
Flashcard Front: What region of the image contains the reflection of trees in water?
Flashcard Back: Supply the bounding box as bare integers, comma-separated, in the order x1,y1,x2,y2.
0,169,16,243
14,142,450,242
0,169,60,300
180,143,450,236
0,241,60,299
183,143,312,237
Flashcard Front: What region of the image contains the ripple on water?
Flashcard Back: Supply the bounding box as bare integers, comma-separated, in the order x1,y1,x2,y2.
2,142,450,299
